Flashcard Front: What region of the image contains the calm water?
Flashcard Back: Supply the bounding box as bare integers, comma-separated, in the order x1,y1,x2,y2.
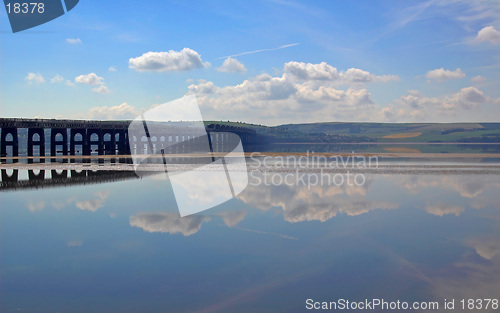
1,164,500,312
259,143,500,154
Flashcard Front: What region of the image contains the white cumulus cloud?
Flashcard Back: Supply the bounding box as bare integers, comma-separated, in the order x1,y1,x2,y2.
425,68,466,82
129,48,210,72
75,73,110,94
91,85,110,94
184,60,497,123
341,68,399,83
284,61,340,81
25,72,45,83
476,26,500,45
75,73,104,86
186,61,400,124
471,75,486,83
283,61,399,83
50,74,64,83
87,102,139,120
381,86,494,122
216,57,247,73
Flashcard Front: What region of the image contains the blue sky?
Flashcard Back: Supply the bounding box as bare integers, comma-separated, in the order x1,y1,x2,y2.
1,0,499,125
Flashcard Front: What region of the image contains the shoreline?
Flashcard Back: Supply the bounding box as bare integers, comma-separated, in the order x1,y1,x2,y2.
273,142,500,145
1,162,499,177
1,151,500,162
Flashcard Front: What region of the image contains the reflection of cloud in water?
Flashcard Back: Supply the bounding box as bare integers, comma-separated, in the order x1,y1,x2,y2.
283,199,398,223
395,175,500,215
217,211,247,227
67,240,83,247
431,255,500,311
396,175,497,198
239,180,398,223
231,226,298,240
240,176,373,212
129,210,246,236
51,197,76,210
467,237,500,260
470,197,500,211
397,175,440,193
27,200,45,212
75,191,110,212
130,212,211,236
27,192,109,213
456,180,487,198
425,202,465,217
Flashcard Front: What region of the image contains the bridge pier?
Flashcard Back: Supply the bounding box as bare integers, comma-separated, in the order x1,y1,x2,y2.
51,170,68,179
1,127,19,162
28,170,45,181
86,129,103,156
116,129,130,163
116,130,128,153
71,170,87,178
51,128,68,162
70,128,87,156
28,128,45,163
103,129,116,155
1,169,18,182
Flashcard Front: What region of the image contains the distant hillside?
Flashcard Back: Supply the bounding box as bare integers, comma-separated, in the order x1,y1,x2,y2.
206,121,500,143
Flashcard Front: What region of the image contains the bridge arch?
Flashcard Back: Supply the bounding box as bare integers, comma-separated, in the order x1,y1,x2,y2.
70,128,86,158
0,127,18,161
102,130,116,156
28,169,45,180
50,128,68,159
1,169,18,182
86,129,103,155
28,128,45,162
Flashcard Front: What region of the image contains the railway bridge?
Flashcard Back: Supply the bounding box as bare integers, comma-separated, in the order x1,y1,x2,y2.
0,118,259,162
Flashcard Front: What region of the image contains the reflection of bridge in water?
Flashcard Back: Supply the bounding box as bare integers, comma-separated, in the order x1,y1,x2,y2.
0,118,264,162
0,169,140,191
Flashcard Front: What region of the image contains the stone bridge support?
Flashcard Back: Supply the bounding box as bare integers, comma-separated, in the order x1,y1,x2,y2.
50,128,68,157
28,128,45,163
1,127,19,160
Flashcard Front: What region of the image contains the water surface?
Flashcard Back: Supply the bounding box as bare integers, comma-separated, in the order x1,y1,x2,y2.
1,164,499,312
